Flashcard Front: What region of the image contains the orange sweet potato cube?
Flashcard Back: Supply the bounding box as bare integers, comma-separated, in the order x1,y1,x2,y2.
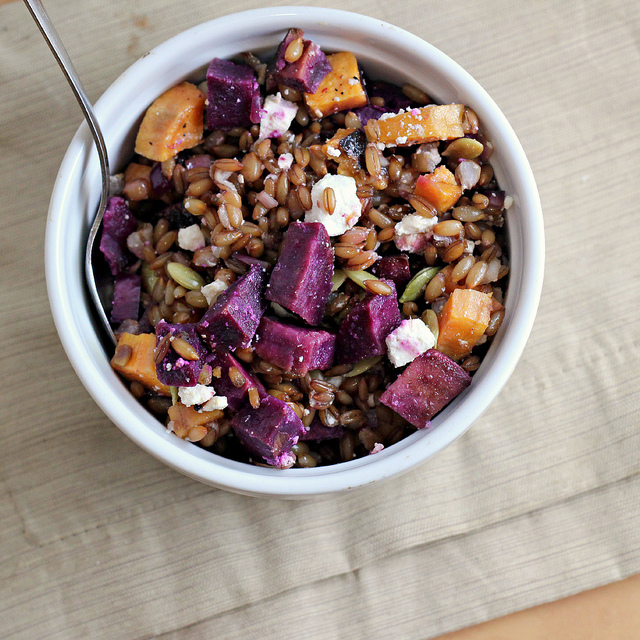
111,333,171,396
135,81,205,162
437,288,493,360
414,166,463,214
374,104,465,148
304,52,367,119
167,403,223,439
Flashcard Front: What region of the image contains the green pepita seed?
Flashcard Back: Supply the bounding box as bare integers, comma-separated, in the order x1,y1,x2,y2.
166,262,205,291
441,137,484,160
170,387,179,406
399,267,440,303
331,270,348,292
345,269,379,290
422,308,439,344
141,262,159,295
344,356,382,378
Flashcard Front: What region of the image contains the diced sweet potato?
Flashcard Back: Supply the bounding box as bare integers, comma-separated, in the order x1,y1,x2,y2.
124,163,153,184
414,166,463,214
266,222,333,325
99,196,138,275
206,58,260,131
300,418,344,442
134,82,205,162
111,274,141,323
155,322,209,387
323,128,366,162
168,403,223,440
206,350,265,412
254,317,336,376
437,288,493,360
198,264,268,351
111,333,171,396
231,395,305,468
336,280,402,364
352,104,387,127
368,81,414,111
371,255,412,288
273,29,332,93
372,104,465,148
380,349,471,429
149,162,171,197
304,52,367,119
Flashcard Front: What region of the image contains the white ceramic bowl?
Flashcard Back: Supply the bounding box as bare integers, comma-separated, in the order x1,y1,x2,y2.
45,7,544,498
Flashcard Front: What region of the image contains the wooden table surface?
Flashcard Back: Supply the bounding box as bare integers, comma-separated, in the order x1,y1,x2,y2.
2,0,640,638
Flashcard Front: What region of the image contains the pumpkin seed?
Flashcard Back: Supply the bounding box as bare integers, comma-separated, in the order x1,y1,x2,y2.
422,309,439,344
399,267,440,303
166,262,205,291
170,387,179,406
345,269,379,290
441,137,484,159
141,262,159,294
344,356,382,378
331,270,348,292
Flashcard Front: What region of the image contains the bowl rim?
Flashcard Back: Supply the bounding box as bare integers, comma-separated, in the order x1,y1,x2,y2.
45,6,544,498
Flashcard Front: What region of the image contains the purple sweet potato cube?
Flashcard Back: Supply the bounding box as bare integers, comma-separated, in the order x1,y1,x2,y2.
336,280,401,364
273,28,332,93
266,222,333,325
155,321,209,387
352,104,388,128
274,28,304,72
380,349,471,429
206,350,265,412
369,81,414,111
371,255,412,288
231,395,305,468
254,316,335,376
149,163,171,197
206,58,261,131
99,196,138,275
111,274,141,323
300,417,344,442
198,264,268,351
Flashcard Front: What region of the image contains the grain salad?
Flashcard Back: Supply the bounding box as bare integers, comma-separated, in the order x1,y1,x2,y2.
104,28,511,469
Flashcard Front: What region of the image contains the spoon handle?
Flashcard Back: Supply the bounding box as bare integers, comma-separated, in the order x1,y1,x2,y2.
23,0,110,186
24,0,116,345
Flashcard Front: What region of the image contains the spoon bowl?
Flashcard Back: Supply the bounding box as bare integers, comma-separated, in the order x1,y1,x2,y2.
24,0,115,345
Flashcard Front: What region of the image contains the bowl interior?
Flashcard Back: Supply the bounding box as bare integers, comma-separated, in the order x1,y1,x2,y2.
45,7,543,497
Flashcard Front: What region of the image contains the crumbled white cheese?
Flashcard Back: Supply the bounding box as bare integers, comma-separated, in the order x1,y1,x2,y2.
277,153,294,171
201,280,229,306
394,213,439,253
413,143,441,173
305,174,362,236
177,224,205,252
326,376,344,388
386,318,435,367
259,93,298,140
395,136,408,145
202,395,229,411
369,442,384,455
395,214,437,236
326,146,341,158
178,384,215,407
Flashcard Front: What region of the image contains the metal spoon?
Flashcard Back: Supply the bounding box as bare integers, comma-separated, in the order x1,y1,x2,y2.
24,0,116,346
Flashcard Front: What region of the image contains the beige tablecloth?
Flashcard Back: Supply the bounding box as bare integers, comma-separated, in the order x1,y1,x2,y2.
1,0,639,638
